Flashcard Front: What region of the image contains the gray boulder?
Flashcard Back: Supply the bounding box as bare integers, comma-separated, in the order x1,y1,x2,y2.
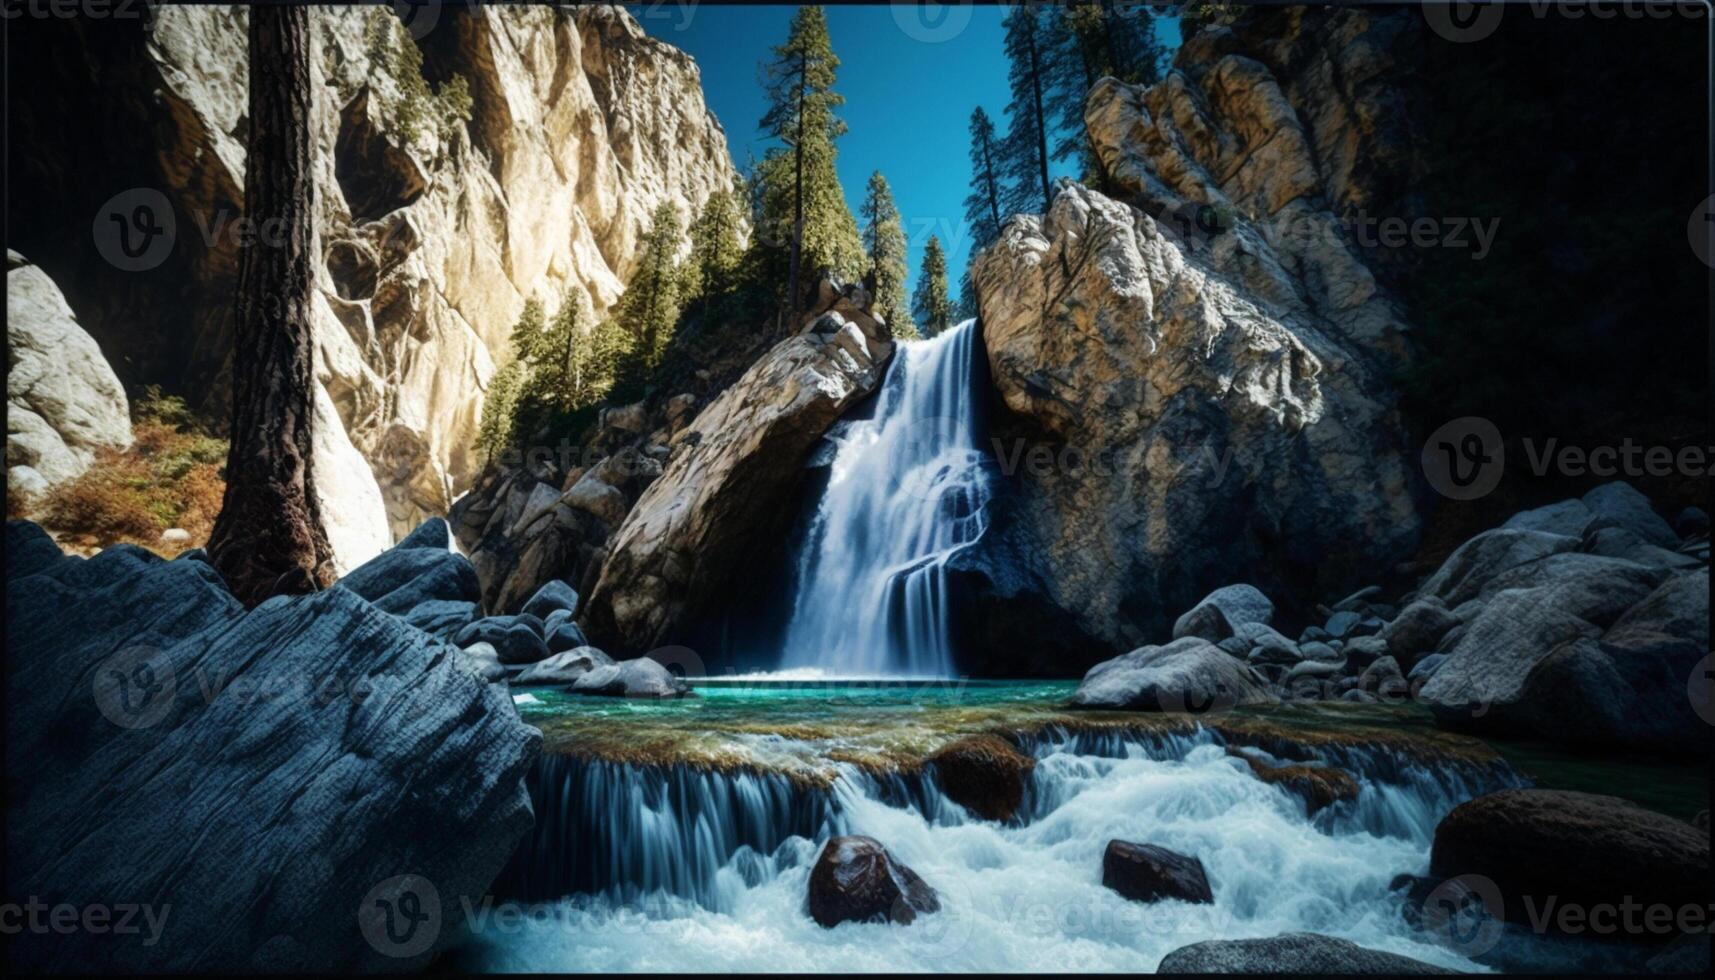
569,657,690,698
396,516,453,550
1407,653,1448,684
545,617,590,654
402,599,480,642
456,642,508,683
520,578,579,621
1070,637,1276,712
1419,528,1580,607
1583,481,1677,548
1379,600,1459,671
1340,635,1388,671
513,646,614,686
454,617,551,666
1584,526,1703,571
1358,655,1405,695
1298,641,1341,663
1157,934,1456,974
335,537,481,616
1329,585,1382,613
3,523,540,971
1172,584,1274,642
1502,497,1594,538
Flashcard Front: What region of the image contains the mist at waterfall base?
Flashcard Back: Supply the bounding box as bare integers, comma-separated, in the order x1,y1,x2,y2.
460,725,1503,972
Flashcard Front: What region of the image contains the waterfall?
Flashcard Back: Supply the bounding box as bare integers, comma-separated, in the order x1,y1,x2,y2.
780,320,992,677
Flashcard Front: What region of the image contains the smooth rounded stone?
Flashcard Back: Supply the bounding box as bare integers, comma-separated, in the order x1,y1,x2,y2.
1228,751,1359,815
1358,655,1404,694
1298,640,1341,663
513,612,546,638
1330,585,1383,613
1673,506,1709,538
159,527,191,546
1503,497,1595,539
1583,480,1678,549
1298,625,1331,644
1418,528,1581,607
1101,840,1212,904
1215,635,1250,659
1157,933,1457,974
512,646,612,686
1069,637,1277,712
1247,643,1301,667
401,599,479,642
1323,610,1361,639
1171,584,1274,642
395,517,452,550
520,578,579,621
455,642,507,683
1340,635,1387,671
1379,599,1460,671
1284,658,1344,683
568,657,690,698
927,734,1036,823
545,618,590,654
806,836,939,927
1340,689,1377,703
1406,653,1448,684
1430,789,1709,932
455,618,551,666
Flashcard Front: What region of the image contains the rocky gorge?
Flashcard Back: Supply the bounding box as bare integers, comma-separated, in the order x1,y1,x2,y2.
4,3,1708,974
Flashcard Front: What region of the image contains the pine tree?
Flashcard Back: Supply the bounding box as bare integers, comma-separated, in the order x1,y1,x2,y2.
957,269,980,322
860,171,914,337
617,201,685,365
1000,3,1054,217
507,298,548,364
476,361,522,462
758,5,863,311
963,106,1006,252
687,187,744,303
1044,4,1110,184
912,234,953,336
1102,1,1166,85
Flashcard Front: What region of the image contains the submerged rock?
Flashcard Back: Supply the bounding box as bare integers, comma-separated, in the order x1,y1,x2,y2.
1157,933,1456,974
806,836,940,927
1071,637,1276,712
3,521,540,971
1229,751,1359,815
1430,789,1709,932
1101,840,1213,904
568,656,689,698
928,734,1037,823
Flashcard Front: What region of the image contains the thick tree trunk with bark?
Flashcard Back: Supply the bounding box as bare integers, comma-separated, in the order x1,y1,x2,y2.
207,5,335,605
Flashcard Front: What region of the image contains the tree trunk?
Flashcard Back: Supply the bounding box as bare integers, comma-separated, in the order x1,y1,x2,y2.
981,130,1002,236
1026,26,1052,213
207,5,335,606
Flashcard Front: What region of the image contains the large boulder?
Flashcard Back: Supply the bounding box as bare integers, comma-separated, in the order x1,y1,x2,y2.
1172,584,1275,642
1582,481,1678,549
6,252,131,493
1378,599,1459,671
1417,528,1582,607
1158,934,1456,974
1070,637,1276,711
334,526,482,617
583,295,892,652
806,836,939,928
1429,789,1709,932
3,521,540,971
568,656,690,698
927,734,1037,823
513,646,614,686
1102,841,1213,904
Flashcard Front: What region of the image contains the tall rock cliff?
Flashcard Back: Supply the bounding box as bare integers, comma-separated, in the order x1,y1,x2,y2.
8,4,739,570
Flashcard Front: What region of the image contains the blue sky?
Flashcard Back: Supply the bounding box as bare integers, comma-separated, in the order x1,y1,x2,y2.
629,4,1180,296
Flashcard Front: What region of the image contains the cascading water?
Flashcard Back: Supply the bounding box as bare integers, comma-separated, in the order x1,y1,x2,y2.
779,320,991,677
464,730,1523,972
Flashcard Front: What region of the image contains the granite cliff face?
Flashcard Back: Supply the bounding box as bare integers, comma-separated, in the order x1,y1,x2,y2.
961,8,1424,662
9,4,738,570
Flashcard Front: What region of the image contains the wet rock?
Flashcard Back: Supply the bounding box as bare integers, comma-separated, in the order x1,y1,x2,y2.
1430,789,1709,932
1172,584,1275,642
1230,751,1358,814
1101,841,1213,904
1070,637,1276,711
928,734,1037,823
1379,599,1458,671
1158,933,1456,974
513,646,613,686
519,579,579,621
1583,481,1677,549
3,523,540,971
568,656,689,698
806,836,939,927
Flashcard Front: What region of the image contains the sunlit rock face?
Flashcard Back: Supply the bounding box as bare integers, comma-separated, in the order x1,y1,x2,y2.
966,8,1424,660
8,4,739,570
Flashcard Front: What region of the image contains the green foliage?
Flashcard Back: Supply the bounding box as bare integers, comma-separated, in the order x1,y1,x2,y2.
487,289,641,456
617,201,686,367
687,187,745,303
366,8,473,146
999,4,1055,217
861,171,914,338
476,361,522,462
912,235,953,336
963,107,1006,252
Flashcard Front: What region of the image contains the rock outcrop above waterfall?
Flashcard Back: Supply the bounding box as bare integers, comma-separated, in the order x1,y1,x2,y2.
1158,933,1456,974
10,4,739,564
581,289,894,652
806,836,940,928
5,252,132,497
970,179,1418,658
3,520,540,971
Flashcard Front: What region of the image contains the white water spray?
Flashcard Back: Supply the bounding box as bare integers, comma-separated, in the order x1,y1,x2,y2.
780,320,991,677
